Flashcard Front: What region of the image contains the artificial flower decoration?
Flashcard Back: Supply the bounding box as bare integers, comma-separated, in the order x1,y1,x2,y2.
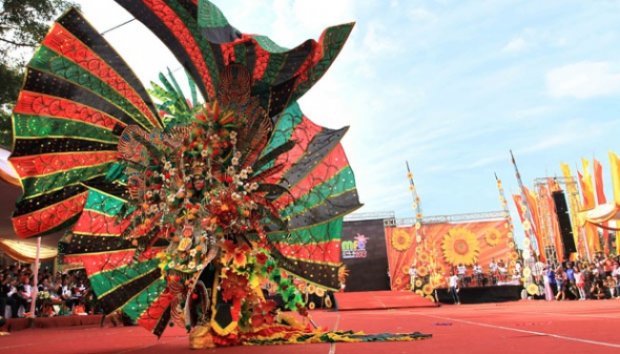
526,283,539,296
417,249,430,263
441,227,481,266
422,284,433,295
391,228,413,251
484,228,502,246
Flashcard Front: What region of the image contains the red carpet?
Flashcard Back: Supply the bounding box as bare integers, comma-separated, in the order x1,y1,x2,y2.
2,300,620,353
334,290,438,310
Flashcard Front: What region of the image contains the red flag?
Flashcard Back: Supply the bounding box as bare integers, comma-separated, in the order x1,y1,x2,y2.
593,159,609,254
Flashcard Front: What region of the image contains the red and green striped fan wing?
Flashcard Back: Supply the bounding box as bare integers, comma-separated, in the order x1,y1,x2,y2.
9,9,162,238
258,103,361,290
60,187,172,336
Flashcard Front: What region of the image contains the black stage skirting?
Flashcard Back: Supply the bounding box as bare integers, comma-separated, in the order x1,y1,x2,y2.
435,285,523,304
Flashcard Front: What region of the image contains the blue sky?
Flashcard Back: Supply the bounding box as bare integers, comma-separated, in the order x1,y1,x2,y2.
73,0,620,247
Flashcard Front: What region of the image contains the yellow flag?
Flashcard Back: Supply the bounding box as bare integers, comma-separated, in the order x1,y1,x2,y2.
560,162,578,195
609,151,620,206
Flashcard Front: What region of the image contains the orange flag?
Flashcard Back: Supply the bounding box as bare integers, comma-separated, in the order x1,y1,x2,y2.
593,159,606,204
578,159,595,210
513,194,544,262
523,187,545,259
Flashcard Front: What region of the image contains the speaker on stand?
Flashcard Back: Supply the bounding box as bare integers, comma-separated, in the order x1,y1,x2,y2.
552,190,577,257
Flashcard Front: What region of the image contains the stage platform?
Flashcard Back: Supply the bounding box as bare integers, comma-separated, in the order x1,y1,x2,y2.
335,290,438,310
1,314,112,333
435,285,522,304
1,300,619,354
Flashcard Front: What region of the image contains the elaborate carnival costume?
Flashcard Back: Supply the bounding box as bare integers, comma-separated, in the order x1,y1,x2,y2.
7,0,430,347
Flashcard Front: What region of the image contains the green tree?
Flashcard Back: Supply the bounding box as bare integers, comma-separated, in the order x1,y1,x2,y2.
0,0,78,149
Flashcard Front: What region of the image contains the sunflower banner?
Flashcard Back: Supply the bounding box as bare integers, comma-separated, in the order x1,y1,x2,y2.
384,227,417,290
385,219,514,291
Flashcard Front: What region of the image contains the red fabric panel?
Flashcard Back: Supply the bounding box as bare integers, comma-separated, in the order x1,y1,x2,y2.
273,145,348,210
137,290,174,332
273,240,341,265
12,192,88,238
14,91,125,130
43,25,160,127
142,0,216,98
73,210,131,236
10,151,117,178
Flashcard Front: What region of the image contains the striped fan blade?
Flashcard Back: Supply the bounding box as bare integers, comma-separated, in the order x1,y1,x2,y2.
9,8,162,238
60,187,172,336
114,0,353,118
258,103,362,290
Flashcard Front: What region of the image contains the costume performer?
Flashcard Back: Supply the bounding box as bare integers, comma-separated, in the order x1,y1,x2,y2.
6,0,430,347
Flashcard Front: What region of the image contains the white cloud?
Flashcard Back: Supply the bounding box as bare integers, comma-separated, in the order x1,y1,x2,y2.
502,37,528,53
362,22,400,55
546,61,620,99
408,8,438,23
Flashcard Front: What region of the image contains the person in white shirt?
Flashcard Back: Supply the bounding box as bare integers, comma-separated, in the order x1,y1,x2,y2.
456,263,467,286
514,261,522,275
533,260,545,284
408,265,417,290
489,258,498,285
448,272,460,304
473,263,483,286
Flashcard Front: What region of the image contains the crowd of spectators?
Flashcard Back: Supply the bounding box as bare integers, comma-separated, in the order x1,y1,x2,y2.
533,253,620,301
415,253,620,302
0,262,101,318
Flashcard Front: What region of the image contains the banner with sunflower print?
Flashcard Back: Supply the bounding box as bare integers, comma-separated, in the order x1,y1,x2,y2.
385,220,517,292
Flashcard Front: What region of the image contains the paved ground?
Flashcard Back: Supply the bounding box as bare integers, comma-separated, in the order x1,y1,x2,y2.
1,299,619,354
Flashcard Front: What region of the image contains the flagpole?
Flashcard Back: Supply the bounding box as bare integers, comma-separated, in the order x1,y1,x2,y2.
405,161,436,300
29,237,41,317
495,173,519,254
510,150,541,261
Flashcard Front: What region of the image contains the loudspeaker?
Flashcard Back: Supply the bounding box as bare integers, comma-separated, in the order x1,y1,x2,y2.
552,191,577,256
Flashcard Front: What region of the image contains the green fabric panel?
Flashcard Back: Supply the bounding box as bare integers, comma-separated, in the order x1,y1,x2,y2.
89,258,160,298
233,44,247,68
13,114,118,143
122,277,167,320
268,218,342,244
253,35,289,53
29,46,154,129
255,102,303,174
197,0,229,28
291,23,353,103
166,0,219,98
84,189,126,216
21,163,112,196
281,166,356,218
0,113,12,150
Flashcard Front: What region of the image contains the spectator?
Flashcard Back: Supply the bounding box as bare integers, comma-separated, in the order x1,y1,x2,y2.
574,265,586,300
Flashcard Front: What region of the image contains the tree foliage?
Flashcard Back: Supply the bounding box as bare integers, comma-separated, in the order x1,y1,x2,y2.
0,0,78,149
